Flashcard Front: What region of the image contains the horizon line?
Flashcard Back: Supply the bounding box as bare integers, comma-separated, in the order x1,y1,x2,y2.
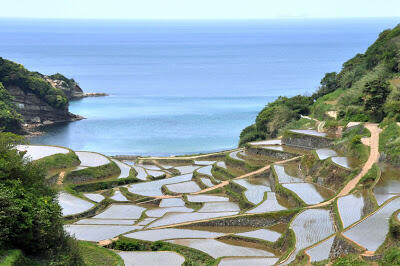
0,16,399,21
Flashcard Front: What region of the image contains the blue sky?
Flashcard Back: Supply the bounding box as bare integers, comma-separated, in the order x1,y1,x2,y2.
3,0,400,20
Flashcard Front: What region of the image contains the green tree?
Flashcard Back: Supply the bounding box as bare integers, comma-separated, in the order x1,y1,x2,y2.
363,78,391,121
0,132,83,264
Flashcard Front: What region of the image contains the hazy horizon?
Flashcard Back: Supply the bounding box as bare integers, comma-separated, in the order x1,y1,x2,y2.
3,0,400,20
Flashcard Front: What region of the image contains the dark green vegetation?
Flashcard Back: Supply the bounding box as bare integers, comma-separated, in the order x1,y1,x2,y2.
0,83,22,132
380,122,400,166
36,150,81,171
239,96,313,145
335,125,370,164
109,237,215,266
240,23,400,145
0,57,68,109
65,161,121,184
0,133,83,265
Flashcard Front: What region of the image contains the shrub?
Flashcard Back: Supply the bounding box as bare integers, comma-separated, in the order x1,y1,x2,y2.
0,132,83,264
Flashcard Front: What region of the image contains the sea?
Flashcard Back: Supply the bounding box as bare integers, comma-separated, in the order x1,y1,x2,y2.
0,18,398,155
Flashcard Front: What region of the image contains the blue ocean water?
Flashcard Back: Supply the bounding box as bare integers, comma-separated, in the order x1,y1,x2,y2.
0,18,398,155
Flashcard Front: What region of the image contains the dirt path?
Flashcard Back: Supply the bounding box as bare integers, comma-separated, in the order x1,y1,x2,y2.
57,171,65,185
310,123,381,208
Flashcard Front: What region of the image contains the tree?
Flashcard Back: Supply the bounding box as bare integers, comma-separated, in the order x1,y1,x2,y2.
0,132,83,264
363,78,391,121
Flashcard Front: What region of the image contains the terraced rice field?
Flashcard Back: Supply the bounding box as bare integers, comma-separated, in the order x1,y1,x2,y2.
331,156,351,169
373,164,400,205
65,224,142,241
197,165,213,176
198,202,240,212
84,193,105,202
235,228,281,242
282,183,327,204
145,206,194,217
316,148,337,160
117,251,185,266
285,209,335,264
76,151,110,167
174,165,200,174
146,170,165,178
229,150,245,161
93,204,145,219
306,235,335,262
159,198,185,207
110,191,129,202
131,165,148,180
273,165,303,183
186,195,229,202
343,197,400,251
247,192,286,214
219,257,279,266
148,212,239,228
337,193,365,228
249,139,282,146
125,228,225,241
51,126,392,265
58,192,94,216
166,238,275,258
194,160,216,165
166,181,201,193
233,179,271,205
112,159,131,179
16,145,69,161
200,177,214,187
128,174,193,196
216,161,227,169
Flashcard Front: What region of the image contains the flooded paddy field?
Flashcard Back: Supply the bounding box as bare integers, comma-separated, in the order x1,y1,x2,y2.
343,197,400,251
46,124,398,266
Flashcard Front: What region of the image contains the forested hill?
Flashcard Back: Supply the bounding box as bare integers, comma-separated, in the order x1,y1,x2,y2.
239,23,400,146
0,57,85,133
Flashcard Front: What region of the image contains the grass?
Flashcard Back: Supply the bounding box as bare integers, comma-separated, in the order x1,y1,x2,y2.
78,241,124,266
35,150,81,171
360,163,380,185
65,161,121,183
379,122,400,166
109,237,215,266
0,249,25,266
68,177,143,193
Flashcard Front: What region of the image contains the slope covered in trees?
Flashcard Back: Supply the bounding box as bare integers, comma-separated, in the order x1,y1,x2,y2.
240,23,400,146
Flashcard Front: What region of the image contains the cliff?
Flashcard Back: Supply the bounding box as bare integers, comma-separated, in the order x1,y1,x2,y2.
0,57,105,133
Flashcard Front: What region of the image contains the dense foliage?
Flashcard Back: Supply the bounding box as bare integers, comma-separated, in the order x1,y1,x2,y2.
0,82,22,132
0,57,68,109
0,132,83,264
239,95,312,145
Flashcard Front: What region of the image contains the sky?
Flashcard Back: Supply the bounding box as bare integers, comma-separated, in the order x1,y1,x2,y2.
2,0,400,20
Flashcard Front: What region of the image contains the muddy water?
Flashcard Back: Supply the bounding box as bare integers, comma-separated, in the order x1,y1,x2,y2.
337,192,365,228
282,183,332,205
124,228,225,241
117,251,185,266
165,181,201,193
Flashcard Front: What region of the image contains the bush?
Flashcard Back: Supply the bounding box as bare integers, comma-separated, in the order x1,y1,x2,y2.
0,132,83,264
381,248,400,266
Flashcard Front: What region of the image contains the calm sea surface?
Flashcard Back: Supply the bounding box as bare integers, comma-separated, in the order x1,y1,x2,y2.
0,18,398,155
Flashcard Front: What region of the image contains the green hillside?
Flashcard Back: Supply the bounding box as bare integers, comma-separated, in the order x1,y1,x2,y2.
240,23,400,146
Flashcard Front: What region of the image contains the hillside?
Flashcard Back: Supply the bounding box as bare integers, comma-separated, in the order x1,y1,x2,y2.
0,57,94,133
240,23,400,147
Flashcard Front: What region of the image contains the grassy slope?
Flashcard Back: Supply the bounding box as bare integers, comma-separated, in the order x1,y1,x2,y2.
78,242,124,266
